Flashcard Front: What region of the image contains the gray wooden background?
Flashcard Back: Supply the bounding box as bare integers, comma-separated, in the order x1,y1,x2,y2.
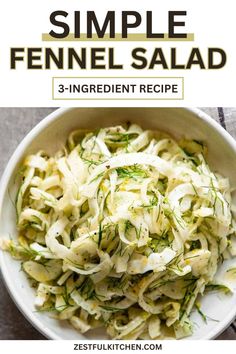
0,108,235,340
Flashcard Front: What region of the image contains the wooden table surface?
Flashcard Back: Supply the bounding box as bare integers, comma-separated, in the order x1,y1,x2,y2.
0,108,235,339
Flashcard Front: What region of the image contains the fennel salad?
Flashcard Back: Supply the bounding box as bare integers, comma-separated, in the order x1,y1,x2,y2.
1,124,236,339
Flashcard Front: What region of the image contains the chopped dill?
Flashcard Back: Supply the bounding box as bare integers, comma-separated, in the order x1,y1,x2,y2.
89,172,104,184
195,303,207,323
98,222,103,248
205,284,232,295
117,165,148,180
99,305,123,313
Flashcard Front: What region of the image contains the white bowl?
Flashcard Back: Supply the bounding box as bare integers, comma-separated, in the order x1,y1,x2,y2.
1,107,236,340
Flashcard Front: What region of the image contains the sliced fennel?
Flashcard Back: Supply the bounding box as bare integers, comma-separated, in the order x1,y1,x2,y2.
1,123,236,340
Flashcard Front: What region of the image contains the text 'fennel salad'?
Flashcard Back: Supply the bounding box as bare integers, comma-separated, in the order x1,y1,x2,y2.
1,124,236,339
